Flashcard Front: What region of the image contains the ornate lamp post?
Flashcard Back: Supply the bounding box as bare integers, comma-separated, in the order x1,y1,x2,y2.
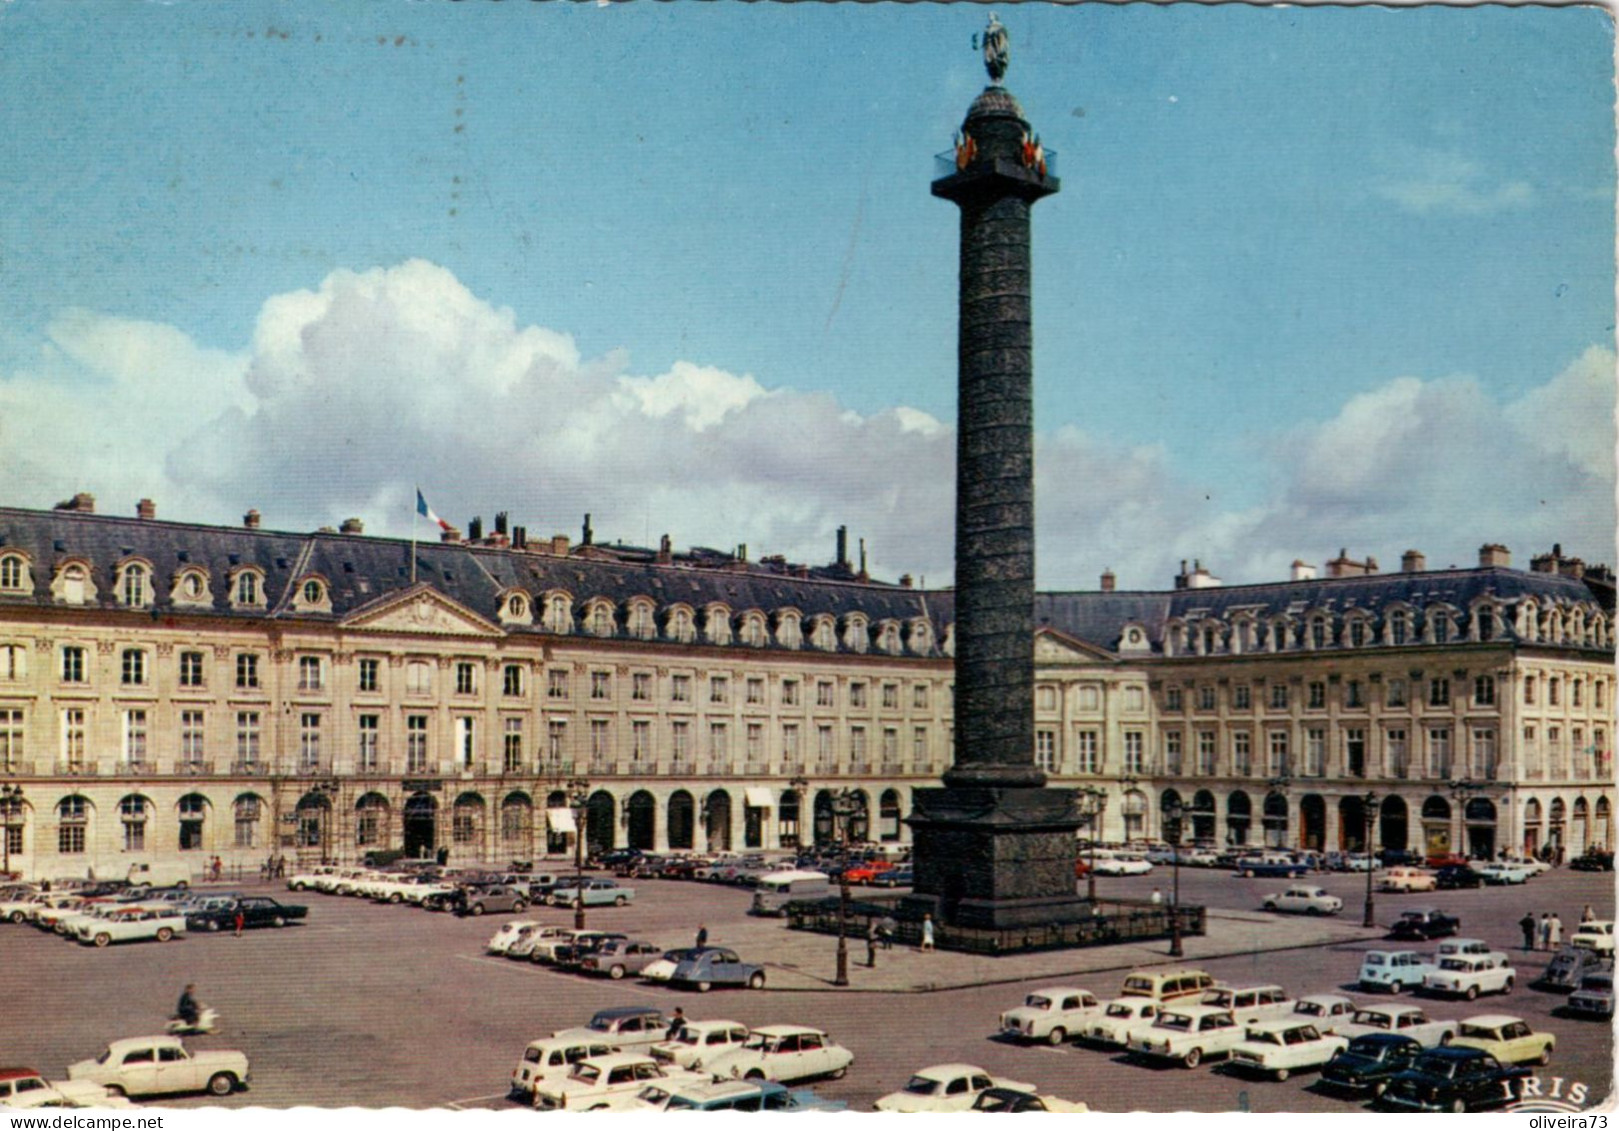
1119,773,1139,845
1078,786,1107,903
1362,791,1378,929
830,788,862,987
1164,795,1184,958
569,777,591,929
1448,779,1475,860
0,783,23,876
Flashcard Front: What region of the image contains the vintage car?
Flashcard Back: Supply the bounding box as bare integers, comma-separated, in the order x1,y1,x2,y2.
486,919,544,956
649,1020,751,1070
185,896,306,932
1380,867,1438,893
704,1025,853,1084
548,879,634,907
77,907,187,948
1337,1004,1458,1046
1118,967,1218,1005
285,865,340,892
840,861,894,884
1358,951,1438,993
1450,1014,1554,1066
1318,1033,1425,1098
1378,1047,1530,1113
1437,937,1509,965
1569,919,1615,955
868,867,914,888
0,1067,130,1108
1197,984,1296,1028
1260,886,1343,916
66,1036,249,1098
1423,852,1472,870
1233,854,1309,879
507,924,577,961
969,1088,1088,1113
1090,851,1154,876
873,1064,1036,1112
1128,1005,1244,1068
449,885,530,917
998,986,1103,1045
553,932,630,970
1388,907,1460,940
1422,956,1516,1000
667,947,767,991
530,929,624,966
531,1053,706,1111
1538,945,1609,992
1291,994,1358,1032
1475,862,1532,885
1434,865,1485,890
1226,1020,1349,1081
629,1078,847,1113
640,946,717,983
1566,970,1614,1019
1083,998,1161,1047
579,939,665,980
552,1006,670,1051
509,1036,616,1099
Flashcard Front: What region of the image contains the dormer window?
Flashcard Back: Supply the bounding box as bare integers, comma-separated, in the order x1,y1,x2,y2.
507,594,527,619
589,602,615,637
627,600,656,641
668,606,695,644
119,563,150,608
740,613,766,648
232,569,264,608
775,611,803,650
705,605,733,646
60,563,89,605
877,621,902,655
183,573,203,598
842,615,869,654
908,619,932,655
811,616,836,651
546,594,572,634
303,580,324,604
0,554,29,592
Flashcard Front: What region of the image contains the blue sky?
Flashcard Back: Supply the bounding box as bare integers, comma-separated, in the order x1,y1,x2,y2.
0,2,1612,589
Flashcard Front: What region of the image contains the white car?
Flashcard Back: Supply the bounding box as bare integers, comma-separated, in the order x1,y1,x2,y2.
0,1068,131,1108
285,866,339,892
531,1053,706,1111
67,1036,249,1098
1450,1014,1556,1066
508,1037,618,1100
1570,920,1614,955
704,1025,854,1084
1476,863,1532,885
1359,950,1438,993
999,986,1103,1045
505,924,575,960
1261,886,1343,916
486,919,544,955
1291,994,1358,1032
649,1020,751,1070
1380,867,1438,893
78,908,187,948
1422,956,1516,1000
1197,984,1296,1027
1084,998,1161,1047
1338,1004,1458,1046
0,892,51,924
552,1007,670,1052
1227,1020,1349,1081
1128,1005,1244,1068
1438,938,1510,966
1091,851,1154,876
873,1064,1037,1112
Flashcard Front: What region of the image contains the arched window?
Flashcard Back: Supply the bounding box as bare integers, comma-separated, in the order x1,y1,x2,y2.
234,570,262,607
589,602,614,637
506,593,527,619
669,607,695,644
57,795,90,854
548,594,572,634
178,793,207,851
119,795,150,852
120,563,149,608
740,613,766,648
0,555,28,592
232,794,262,848
812,616,836,651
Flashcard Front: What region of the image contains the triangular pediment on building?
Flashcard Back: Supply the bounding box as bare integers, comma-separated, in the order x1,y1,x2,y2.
341,583,504,638
1034,626,1116,664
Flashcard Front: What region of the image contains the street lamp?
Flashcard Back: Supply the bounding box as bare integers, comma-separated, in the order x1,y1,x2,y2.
0,783,23,877
1362,791,1378,929
1078,786,1107,903
830,788,863,987
1449,779,1475,860
788,775,808,852
1164,796,1184,958
569,777,591,929
311,779,339,865
1119,773,1139,845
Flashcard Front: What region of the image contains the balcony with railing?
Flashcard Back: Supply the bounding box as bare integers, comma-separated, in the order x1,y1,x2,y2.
1,761,36,776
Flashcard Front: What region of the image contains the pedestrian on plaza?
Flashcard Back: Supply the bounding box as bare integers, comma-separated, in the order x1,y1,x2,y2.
233,908,245,938
275,856,286,879
1582,904,1596,923
879,915,896,950
1538,913,1552,951
695,924,708,949
1150,888,1162,906
1519,912,1538,951
666,1008,688,1041
921,913,935,952
1548,913,1563,949
866,922,878,968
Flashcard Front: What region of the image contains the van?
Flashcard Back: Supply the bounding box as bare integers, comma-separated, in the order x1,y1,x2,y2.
1197,983,1296,1027
1119,967,1217,1005
509,1035,616,1100
749,870,834,915
125,862,192,888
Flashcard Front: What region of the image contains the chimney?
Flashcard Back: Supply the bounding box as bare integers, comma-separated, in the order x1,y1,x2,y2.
339,517,364,535
737,543,748,562
494,511,508,536
858,538,868,580
836,526,849,569
1401,549,1426,574
1365,556,1378,573
244,509,261,530
1101,569,1116,593
1478,543,1511,569
657,534,672,564
552,534,571,556
581,514,594,546
136,498,156,520
1291,559,1317,582
439,525,461,544
899,573,913,588
512,525,527,550
466,516,482,541
54,492,96,514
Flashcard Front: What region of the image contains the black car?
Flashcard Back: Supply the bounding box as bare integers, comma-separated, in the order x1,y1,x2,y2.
1318,1033,1424,1098
1539,945,1610,992
1569,851,1615,873
1434,865,1483,890
1388,908,1461,941
1377,1047,1530,1113
186,896,308,932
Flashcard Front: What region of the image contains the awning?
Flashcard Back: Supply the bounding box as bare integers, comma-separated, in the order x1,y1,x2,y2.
744,787,775,809
546,807,577,834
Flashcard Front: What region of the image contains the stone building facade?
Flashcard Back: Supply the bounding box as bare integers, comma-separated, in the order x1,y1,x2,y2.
0,498,1611,879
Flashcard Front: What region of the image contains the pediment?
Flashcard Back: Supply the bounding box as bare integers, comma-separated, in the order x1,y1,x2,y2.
1034,626,1116,664
342,585,503,638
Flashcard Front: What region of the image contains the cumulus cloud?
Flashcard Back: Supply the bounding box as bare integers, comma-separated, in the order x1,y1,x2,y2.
0,260,1611,592
1371,148,1535,215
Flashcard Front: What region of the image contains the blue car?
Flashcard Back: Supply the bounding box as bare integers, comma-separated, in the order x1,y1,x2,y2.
668,947,767,992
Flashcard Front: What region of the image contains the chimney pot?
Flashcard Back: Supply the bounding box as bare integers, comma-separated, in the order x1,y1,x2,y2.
1401,549,1426,574
582,514,593,546
494,511,508,536
1101,569,1116,592
339,517,364,535
136,498,155,520
439,525,461,544
244,509,261,530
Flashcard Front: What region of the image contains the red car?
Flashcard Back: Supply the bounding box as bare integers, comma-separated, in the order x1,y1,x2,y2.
1424,853,1471,870
842,861,895,884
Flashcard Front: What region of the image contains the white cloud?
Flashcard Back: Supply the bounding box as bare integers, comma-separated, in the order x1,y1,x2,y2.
1371,148,1536,215
1,261,1610,591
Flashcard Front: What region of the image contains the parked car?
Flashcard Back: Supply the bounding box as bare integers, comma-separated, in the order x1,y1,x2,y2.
1475,863,1532,886
1338,1004,1458,1046
1568,850,1615,872
1438,937,1509,965
1423,852,1471,870
630,1078,847,1113
1083,998,1161,1048
750,871,834,915
1261,886,1343,916
66,1036,248,1098
869,867,914,888
548,879,634,908
1569,919,1615,955
641,946,718,983
1538,945,1609,992
1359,951,1438,994
1318,1033,1425,1098
1233,854,1309,879
1421,956,1516,1000
552,1007,669,1051
486,919,544,956
840,861,894,884
578,939,665,980
1197,984,1296,1028
1566,970,1614,1019
969,1088,1088,1113
873,1064,1035,1112
1380,867,1438,893
667,948,767,992
1091,851,1154,876
553,932,630,971
1291,994,1358,1032
1128,1005,1243,1068
530,929,622,966
1118,967,1218,1006
509,1036,616,1100
78,908,187,948
531,1053,705,1112
451,885,530,917
1388,907,1460,940
1378,1047,1530,1112
649,1020,752,1071
704,1025,853,1084
1226,1020,1349,1081
185,896,306,933
1450,1014,1554,1066
0,1067,129,1108
1435,865,1484,890
999,986,1103,1045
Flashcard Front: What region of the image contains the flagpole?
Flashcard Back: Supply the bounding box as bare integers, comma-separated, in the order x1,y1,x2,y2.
411,487,419,585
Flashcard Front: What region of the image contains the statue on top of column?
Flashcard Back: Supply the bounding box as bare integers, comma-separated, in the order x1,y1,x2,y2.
982,13,1009,85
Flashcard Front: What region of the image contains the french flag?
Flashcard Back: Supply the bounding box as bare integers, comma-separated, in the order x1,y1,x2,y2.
416,488,451,532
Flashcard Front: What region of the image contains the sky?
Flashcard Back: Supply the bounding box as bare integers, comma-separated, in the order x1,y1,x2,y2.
0,1,1612,591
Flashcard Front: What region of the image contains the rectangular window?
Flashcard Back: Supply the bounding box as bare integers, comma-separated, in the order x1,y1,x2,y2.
298,655,323,692
1345,681,1363,709
1037,685,1057,712
236,653,260,690
850,681,867,709
671,674,690,703
632,672,651,702
546,720,567,767
817,724,834,768
746,678,764,706
631,720,649,764
1075,729,1099,774
1232,684,1251,711
455,662,476,696
1471,728,1496,778
1573,679,1584,708
457,717,476,768
180,710,205,766
781,679,800,707
501,664,523,697
1308,681,1326,709
1427,727,1451,778
882,726,899,766
123,812,146,852
234,798,259,848
1035,729,1056,773
406,661,433,696
0,709,22,771
359,714,380,772
913,725,930,770
882,683,899,710
1346,728,1366,777
1268,731,1289,777
121,648,146,686
547,669,570,700
1269,683,1288,710
300,713,322,770
1549,677,1561,707
709,722,729,767
817,681,835,708
1164,686,1183,712
123,709,148,767
408,715,430,772
58,822,86,855
1524,675,1537,705
178,650,205,688
779,723,801,768
62,708,87,770
589,719,610,764
504,717,524,772
0,643,24,681
1124,731,1145,774
1386,678,1407,709
1163,730,1183,775
913,684,929,709
1305,728,1326,776
1232,731,1252,776
235,712,260,768
1197,730,1217,775
709,675,728,704
1198,686,1216,711
1429,677,1450,707
671,721,689,764
746,722,763,766
1471,674,1495,706
61,646,86,683
585,671,608,701
358,657,380,693
1387,728,1408,778
849,725,867,768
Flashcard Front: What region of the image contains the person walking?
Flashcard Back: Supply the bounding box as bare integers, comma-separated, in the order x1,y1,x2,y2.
233,907,245,938
879,915,896,950
666,1007,688,1041
1548,912,1563,949
1519,911,1538,951
1149,888,1163,906
920,913,935,952
1538,912,1552,951
1582,904,1596,923
695,924,709,949
865,922,878,968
